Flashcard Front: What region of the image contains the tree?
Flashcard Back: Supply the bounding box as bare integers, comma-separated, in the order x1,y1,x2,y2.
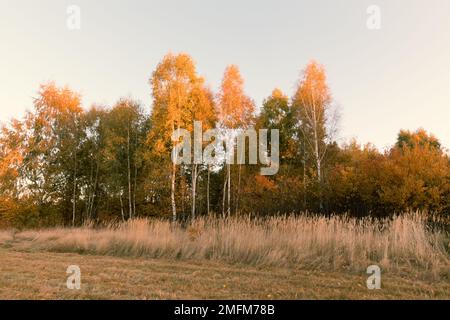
79,106,107,221
383,129,449,213
24,83,83,225
327,141,386,216
259,88,299,162
0,119,24,224
149,53,203,222
185,83,216,219
292,61,336,211
102,99,145,220
217,65,255,216
396,128,441,150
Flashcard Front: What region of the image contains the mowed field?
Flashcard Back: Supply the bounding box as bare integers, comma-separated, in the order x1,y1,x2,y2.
0,248,449,300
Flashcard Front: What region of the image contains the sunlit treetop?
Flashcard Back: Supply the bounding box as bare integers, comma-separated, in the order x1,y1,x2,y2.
396,128,441,151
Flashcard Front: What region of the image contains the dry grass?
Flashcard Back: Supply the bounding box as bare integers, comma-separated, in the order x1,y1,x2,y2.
1,248,449,299
0,230,14,243
7,214,449,279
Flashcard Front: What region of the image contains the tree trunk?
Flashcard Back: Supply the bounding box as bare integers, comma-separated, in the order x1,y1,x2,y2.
191,164,198,220
86,159,94,220
90,162,99,219
171,161,177,223
312,107,323,211
313,129,322,210
72,146,77,227
127,124,133,219
171,122,178,223
236,163,242,215
133,159,137,218
207,165,210,216
303,138,307,210
120,192,125,222
222,175,227,218
227,163,231,217
181,176,185,217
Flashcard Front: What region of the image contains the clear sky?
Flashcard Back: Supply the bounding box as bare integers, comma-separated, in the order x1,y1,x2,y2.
1,0,449,150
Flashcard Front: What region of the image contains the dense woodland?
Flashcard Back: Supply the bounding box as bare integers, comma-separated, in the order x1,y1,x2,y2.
0,53,449,227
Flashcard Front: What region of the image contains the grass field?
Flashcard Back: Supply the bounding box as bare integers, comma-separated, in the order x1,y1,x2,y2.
0,248,449,299
0,214,449,300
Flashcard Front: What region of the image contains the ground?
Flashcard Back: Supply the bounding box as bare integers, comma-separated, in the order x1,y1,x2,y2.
0,247,448,300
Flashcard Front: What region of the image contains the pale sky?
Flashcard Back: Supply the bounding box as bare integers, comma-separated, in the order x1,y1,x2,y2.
1,0,449,150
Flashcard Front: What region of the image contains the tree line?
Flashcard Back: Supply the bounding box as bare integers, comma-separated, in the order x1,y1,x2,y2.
0,53,449,227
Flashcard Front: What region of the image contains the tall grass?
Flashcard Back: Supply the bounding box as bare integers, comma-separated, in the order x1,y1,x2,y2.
13,214,450,278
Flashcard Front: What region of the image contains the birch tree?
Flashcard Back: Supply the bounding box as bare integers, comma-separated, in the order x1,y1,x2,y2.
185,84,216,219
293,61,336,210
149,53,200,222
27,83,83,224
103,99,143,220
217,65,255,216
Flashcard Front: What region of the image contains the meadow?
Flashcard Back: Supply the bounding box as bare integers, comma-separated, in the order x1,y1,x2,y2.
0,213,449,299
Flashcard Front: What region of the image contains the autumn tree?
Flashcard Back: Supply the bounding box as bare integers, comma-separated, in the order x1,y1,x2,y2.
292,61,336,211
21,83,84,225
0,119,24,225
217,65,255,216
327,132,450,217
326,141,386,216
383,129,449,213
185,84,216,219
148,53,208,221
396,128,441,150
239,88,305,215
